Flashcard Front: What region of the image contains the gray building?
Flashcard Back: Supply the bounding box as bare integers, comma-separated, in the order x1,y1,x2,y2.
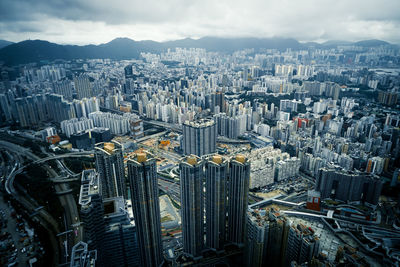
205,155,228,251
180,155,204,258
70,241,97,267
74,74,93,99
95,141,127,199
316,168,382,205
79,170,139,267
79,170,105,262
181,119,216,156
227,155,250,246
54,80,74,100
102,197,140,267
246,208,290,267
285,223,320,266
127,153,163,267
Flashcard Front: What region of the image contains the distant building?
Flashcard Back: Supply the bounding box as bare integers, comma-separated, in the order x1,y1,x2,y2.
181,119,216,156
70,131,92,150
90,128,112,144
378,91,398,106
316,168,382,205
74,74,93,99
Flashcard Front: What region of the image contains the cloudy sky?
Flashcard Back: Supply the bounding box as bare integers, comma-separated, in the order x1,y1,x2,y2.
0,0,399,45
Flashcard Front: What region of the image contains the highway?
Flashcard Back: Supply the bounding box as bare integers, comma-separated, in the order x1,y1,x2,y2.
0,141,61,266
0,140,83,264
158,176,181,204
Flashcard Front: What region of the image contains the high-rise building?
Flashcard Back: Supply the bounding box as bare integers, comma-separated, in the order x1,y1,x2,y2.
102,197,140,267
74,74,93,99
205,155,228,251
53,80,73,100
79,170,140,267
180,155,204,258
181,119,217,156
285,223,320,266
227,155,250,245
79,170,105,259
70,241,97,267
316,168,382,205
95,142,127,199
127,153,163,267
0,93,12,122
246,208,290,267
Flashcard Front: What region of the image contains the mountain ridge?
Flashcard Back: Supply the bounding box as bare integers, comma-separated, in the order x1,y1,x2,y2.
0,37,393,66
0,40,14,49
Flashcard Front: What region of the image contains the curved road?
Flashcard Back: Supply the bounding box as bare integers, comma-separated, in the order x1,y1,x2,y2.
0,140,83,264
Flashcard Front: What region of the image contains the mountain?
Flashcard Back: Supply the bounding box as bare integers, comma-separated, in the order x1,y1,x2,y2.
0,37,392,66
0,37,304,65
0,40,13,49
321,40,352,47
353,39,390,47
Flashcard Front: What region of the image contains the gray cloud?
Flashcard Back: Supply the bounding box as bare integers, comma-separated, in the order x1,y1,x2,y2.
0,0,399,44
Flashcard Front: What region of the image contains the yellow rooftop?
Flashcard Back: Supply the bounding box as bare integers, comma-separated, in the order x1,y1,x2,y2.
212,155,222,164
136,153,147,163
235,154,246,164
187,156,197,166
104,142,115,154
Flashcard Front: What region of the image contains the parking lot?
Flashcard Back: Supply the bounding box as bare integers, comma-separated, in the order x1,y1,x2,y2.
0,193,44,267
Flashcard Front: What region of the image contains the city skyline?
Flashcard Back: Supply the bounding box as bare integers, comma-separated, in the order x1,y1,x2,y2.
0,0,399,45
0,10,399,266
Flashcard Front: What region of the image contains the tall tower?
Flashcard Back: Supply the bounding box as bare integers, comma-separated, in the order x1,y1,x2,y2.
180,155,204,258
79,170,105,261
181,119,217,156
127,153,163,267
95,141,127,199
227,155,250,245
205,155,228,251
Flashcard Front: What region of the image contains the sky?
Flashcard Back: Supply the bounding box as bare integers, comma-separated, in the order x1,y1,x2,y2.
0,0,399,45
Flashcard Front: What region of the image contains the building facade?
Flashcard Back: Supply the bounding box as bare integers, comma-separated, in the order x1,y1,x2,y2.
127,153,163,267
95,141,127,199
205,155,228,251
180,155,205,258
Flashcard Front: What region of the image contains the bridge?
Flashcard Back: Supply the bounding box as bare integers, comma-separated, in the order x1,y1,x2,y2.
31,151,94,165
51,173,81,183
55,189,73,195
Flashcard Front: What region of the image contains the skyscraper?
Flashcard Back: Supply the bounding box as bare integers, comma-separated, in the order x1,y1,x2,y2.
95,141,127,199
227,155,250,245
79,170,105,261
70,241,97,267
246,207,290,267
205,155,228,251
79,170,140,267
181,119,217,156
180,155,204,258
285,223,320,266
127,153,163,267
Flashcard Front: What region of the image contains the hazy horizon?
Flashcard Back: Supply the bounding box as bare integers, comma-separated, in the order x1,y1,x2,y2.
0,36,397,47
